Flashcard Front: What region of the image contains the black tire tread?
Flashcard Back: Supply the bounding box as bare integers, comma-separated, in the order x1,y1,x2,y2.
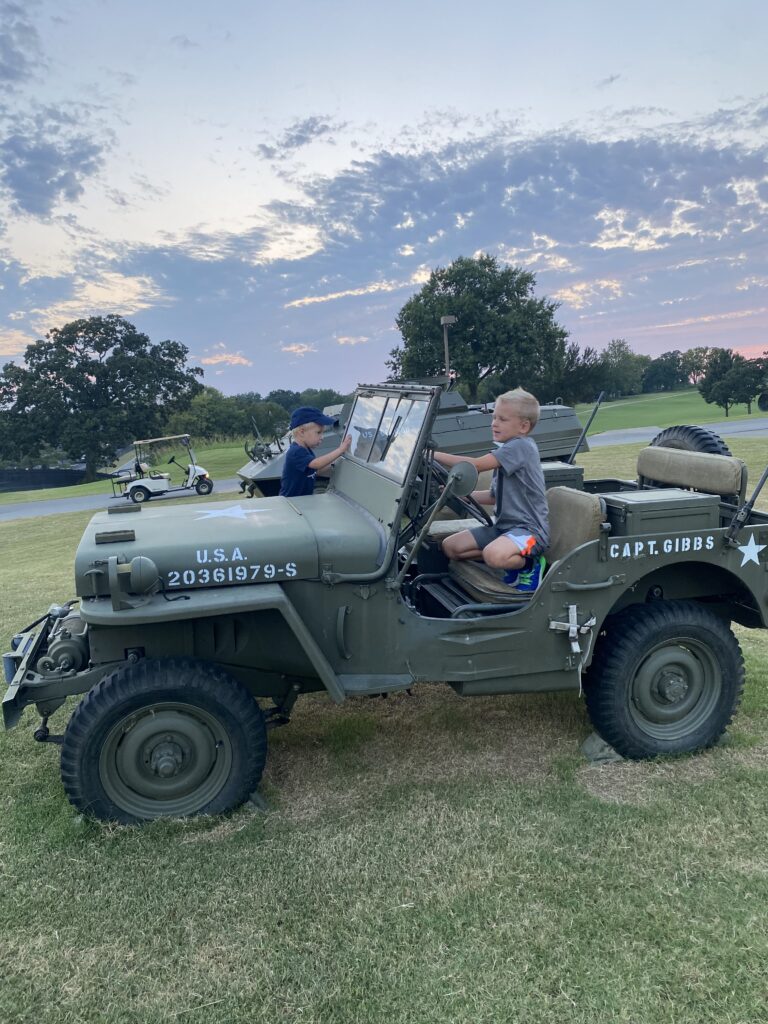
61,658,267,823
586,601,744,759
650,424,732,457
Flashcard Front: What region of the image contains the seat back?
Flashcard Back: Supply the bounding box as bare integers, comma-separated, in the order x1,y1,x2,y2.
545,486,606,563
636,447,747,501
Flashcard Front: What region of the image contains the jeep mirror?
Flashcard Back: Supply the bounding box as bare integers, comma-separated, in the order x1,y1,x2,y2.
447,461,478,498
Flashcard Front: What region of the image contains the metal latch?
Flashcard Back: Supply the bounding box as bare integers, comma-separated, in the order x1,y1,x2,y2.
549,605,597,655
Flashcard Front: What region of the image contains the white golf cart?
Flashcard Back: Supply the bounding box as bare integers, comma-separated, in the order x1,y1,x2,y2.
111,435,213,504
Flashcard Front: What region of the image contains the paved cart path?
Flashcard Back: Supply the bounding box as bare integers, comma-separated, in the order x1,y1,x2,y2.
0,477,243,523
588,417,768,447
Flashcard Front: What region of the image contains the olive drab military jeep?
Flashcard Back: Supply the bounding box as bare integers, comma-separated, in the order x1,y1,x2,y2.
4,382,768,823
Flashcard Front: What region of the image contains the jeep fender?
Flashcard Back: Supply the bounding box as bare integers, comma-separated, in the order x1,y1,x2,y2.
78,584,345,703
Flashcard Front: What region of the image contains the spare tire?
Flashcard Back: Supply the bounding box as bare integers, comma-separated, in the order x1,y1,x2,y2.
650,424,732,457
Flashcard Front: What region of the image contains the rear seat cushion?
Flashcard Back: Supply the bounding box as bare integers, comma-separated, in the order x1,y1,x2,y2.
636,446,746,498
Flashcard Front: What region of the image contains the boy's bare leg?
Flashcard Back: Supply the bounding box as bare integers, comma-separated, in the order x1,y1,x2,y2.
442,530,484,561
481,535,526,571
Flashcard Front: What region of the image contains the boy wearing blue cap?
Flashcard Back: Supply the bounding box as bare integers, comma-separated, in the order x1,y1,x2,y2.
279,406,352,498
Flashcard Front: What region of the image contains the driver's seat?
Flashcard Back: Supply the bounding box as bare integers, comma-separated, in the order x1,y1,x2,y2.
430,487,607,604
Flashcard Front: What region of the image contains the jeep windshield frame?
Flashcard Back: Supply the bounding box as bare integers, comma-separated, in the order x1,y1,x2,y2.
343,390,432,483
325,382,442,583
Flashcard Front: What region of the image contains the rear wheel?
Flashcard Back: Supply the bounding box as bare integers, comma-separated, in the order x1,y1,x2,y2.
586,602,744,758
61,659,267,823
130,486,151,504
650,424,732,456
195,478,213,495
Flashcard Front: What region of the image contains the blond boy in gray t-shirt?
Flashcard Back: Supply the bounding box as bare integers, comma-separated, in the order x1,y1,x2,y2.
433,388,549,593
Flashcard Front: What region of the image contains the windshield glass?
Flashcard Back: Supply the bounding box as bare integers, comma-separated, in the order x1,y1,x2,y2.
344,393,430,483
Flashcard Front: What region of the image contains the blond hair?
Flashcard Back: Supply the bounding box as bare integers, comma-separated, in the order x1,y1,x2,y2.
495,388,540,428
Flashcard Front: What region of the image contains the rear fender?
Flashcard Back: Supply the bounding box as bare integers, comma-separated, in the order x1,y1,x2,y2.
601,561,767,629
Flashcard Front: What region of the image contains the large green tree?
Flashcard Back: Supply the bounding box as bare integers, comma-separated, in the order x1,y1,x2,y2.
698,348,741,412
722,361,765,414
642,350,689,393
0,315,203,479
600,339,650,397
389,254,570,402
681,346,712,384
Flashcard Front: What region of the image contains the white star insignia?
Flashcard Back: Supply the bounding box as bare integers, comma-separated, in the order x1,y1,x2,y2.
737,533,766,567
194,505,266,521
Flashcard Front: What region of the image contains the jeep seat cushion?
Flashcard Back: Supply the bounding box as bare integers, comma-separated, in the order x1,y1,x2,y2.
545,486,605,564
428,517,479,540
448,559,530,603
636,447,747,499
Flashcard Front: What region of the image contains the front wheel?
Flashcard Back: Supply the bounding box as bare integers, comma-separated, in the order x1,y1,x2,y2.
585,602,744,758
61,659,267,823
195,477,213,495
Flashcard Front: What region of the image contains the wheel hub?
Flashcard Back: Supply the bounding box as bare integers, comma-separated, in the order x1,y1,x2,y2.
656,671,688,704
148,738,185,778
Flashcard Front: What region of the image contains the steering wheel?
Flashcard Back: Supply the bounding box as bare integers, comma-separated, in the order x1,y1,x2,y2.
429,460,493,526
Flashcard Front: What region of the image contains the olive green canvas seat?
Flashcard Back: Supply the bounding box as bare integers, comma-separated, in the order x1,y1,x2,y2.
447,559,529,603
636,446,747,501
444,487,607,604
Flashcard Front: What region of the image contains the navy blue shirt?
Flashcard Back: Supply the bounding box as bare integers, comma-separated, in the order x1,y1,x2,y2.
280,442,317,497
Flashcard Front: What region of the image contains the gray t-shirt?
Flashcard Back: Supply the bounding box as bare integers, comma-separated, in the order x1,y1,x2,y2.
489,436,550,548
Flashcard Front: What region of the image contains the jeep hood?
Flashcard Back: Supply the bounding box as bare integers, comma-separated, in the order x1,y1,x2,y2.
74,493,386,599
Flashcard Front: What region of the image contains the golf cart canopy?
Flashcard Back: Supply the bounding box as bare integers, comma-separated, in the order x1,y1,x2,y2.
134,435,192,446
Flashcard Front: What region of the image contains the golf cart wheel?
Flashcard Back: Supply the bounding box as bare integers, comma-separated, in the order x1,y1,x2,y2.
131,486,151,504
61,658,267,823
650,425,732,456
195,478,213,495
585,601,744,759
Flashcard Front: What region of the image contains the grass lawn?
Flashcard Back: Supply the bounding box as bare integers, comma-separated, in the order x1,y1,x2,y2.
575,388,766,434
1,445,768,1022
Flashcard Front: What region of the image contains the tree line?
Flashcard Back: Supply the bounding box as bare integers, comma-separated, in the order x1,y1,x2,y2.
1,255,766,480
389,254,767,410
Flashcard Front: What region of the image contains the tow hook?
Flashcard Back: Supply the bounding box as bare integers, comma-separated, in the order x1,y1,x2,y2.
33,717,64,745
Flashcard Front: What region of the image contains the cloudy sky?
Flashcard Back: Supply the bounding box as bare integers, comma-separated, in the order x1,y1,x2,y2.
1,1,767,395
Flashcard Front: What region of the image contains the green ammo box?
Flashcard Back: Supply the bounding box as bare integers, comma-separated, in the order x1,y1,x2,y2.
601,488,721,537
542,461,584,490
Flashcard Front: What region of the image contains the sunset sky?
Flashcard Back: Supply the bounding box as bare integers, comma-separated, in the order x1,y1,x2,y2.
1,0,767,395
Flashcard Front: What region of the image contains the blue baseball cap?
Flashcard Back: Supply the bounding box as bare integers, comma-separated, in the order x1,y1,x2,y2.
289,406,337,430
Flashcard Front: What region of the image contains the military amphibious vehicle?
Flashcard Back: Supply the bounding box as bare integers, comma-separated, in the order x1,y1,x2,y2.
5,381,767,823
237,386,589,496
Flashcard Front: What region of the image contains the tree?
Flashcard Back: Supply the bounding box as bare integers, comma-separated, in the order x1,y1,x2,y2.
265,389,302,412
699,348,741,410
723,361,765,414
389,254,569,402
0,315,203,479
164,386,251,438
297,387,349,410
642,350,689,392
681,347,711,384
600,339,650,397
